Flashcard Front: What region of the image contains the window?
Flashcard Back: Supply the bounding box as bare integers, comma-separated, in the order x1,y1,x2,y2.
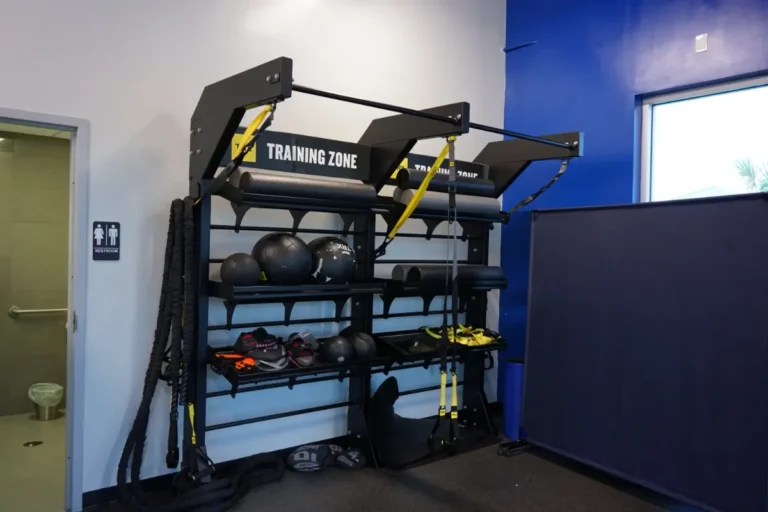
640,77,768,202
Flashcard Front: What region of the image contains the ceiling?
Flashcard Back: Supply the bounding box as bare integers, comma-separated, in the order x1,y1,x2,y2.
0,121,71,139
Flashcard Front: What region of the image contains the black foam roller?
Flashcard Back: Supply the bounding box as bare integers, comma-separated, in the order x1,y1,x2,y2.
392,264,505,284
397,169,496,198
231,171,377,203
397,189,500,218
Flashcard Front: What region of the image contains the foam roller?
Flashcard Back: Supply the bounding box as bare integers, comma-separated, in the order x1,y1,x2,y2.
396,189,501,218
392,264,505,284
230,170,377,203
397,169,496,198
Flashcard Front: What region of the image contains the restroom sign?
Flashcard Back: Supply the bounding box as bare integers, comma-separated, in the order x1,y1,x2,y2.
93,221,120,261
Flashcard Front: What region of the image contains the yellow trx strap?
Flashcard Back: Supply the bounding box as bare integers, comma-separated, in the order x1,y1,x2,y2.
450,370,459,420
236,105,273,160
374,136,457,258
188,403,197,445
423,325,498,346
438,371,447,418
194,104,275,206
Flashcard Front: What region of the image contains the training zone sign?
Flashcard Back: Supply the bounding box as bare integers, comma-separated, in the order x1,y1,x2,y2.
225,129,487,181
229,130,370,180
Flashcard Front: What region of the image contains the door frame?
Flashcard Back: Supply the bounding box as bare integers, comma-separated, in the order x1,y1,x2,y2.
0,107,89,512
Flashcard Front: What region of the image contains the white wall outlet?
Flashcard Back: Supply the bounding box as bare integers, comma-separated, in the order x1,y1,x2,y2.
695,33,708,53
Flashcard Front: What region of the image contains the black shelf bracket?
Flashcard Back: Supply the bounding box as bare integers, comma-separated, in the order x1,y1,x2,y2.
422,218,443,240
421,294,436,315
474,131,583,197
288,377,297,390
190,57,293,189
359,102,470,191
223,301,236,329
231,203,250,233
339,214,355,237
289,210,308,234
333,298,348,322
283,301,296,325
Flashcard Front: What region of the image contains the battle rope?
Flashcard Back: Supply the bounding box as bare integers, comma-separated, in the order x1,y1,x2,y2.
506,159,571,214
118,198,199,509
374,138,454,258
118,104,284,509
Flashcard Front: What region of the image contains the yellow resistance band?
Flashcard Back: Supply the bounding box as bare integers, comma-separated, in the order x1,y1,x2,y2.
194,105,274,206
386,135,457,242
188,404,197,445
236,105,273,160
450,371,459,419
439,371,447,417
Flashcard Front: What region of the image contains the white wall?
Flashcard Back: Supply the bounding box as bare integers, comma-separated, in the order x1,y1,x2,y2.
0,0,505,494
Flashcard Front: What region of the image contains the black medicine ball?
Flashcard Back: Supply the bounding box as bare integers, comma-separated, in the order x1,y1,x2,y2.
341,327,377,360
307,236,356,284
320,336,356,364
350,332,377,360
219,253,261,286
252,233,313,285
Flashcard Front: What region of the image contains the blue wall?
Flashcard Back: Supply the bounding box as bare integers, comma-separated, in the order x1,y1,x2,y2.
499,0,768,359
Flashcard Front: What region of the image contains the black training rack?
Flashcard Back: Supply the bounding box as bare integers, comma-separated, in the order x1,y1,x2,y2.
186,57,582,471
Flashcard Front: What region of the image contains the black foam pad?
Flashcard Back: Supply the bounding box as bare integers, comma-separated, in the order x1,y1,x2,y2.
396,189,500,218
367,377,448,468
391,264,506,285
397,168,497,197
231,170,377,203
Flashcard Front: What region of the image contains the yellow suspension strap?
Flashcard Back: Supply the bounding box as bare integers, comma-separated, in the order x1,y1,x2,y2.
428,136,459,451
195,104,276,205
374,137,456,258
445,136,460,446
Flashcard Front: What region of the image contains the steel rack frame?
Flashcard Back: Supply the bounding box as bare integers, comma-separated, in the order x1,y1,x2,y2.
186,56,583,471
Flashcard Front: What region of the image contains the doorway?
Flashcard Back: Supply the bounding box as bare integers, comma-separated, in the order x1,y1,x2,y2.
0,110,89,512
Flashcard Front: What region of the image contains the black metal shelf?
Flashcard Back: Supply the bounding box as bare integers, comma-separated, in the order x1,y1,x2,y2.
209,345,368,397
212,224,361,236
208,327,504,398
376,197,508,240
377,278,506,318
373,329,506,367
208,280,385,328
216,182,384,234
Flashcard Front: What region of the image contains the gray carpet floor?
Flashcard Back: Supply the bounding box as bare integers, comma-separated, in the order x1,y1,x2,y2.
231,445,698,512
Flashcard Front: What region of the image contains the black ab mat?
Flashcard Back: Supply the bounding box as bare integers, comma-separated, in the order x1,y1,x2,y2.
523,194,768,512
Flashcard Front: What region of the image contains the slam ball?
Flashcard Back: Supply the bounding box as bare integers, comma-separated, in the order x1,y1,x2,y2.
307,236,356,284
219,253,262,286
252,233,313,285
320,336,356,364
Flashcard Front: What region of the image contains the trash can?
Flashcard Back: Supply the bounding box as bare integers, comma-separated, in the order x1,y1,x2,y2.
28,383,64,421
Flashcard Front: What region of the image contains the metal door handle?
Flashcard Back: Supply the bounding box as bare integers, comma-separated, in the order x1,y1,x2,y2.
8,306,68,318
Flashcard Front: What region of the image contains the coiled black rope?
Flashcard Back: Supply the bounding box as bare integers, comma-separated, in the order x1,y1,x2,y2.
181,197,196,430
119,198,195,509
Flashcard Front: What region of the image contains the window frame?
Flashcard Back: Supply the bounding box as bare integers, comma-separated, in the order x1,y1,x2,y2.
639,75,768,202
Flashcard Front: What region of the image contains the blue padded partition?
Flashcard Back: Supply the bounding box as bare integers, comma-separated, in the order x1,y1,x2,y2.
523,194,768,512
